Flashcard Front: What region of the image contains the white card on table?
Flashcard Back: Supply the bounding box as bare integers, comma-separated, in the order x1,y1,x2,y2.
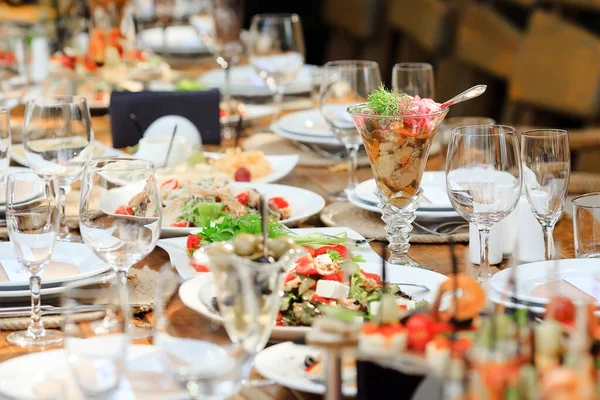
0,260,29,282
563,276,600,302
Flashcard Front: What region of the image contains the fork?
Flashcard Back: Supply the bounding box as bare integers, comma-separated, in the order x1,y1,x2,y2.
281,225,373,246
412,221,468,236
290,140,346,160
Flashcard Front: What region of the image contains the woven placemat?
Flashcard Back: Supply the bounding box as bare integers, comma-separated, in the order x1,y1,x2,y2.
0,266,157,331
320,202,469,244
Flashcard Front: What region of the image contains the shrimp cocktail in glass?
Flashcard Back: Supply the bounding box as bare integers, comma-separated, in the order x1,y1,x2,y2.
347,86,448,269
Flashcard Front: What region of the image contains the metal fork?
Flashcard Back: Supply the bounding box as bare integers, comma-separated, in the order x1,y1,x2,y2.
290,140,346,160
412,221,468,236
281,225,373,246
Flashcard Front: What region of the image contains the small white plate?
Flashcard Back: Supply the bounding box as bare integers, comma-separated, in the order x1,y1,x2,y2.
254,342,357,396
275,109,333,138
490,258,600,306
201,152,298,184
140,25,208,54
0,242,111,290
158,183,325,237
0,345,187,400
271,123,344,147
11,142,128,167
198,65,314,97
355,174,454,211
348,188,460,220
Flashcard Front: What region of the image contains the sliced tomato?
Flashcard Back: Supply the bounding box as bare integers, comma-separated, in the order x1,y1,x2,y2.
171,220,190,227
430,321,453,336
315,245,348,259
303,246,316,257
294,254,318,276
186,235,202,256
190,259,210,273
161,179,179,191
311,294,336,304
269,197,289,209
452,337,473,355
285,272,297,283
115,205,134,215
235,192,250,205
360,270,382,285
276,312,284,326
322,271,344,282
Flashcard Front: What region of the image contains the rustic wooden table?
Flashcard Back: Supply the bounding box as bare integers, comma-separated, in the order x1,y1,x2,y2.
0,74,577,400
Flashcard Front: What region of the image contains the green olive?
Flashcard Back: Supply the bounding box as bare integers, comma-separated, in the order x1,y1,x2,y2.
232,234,258,256
269,237,296,259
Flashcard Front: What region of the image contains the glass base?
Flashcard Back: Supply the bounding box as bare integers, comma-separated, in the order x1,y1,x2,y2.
57,231,80,242
387,253,433,271
328,188,350,201
7,329,63,347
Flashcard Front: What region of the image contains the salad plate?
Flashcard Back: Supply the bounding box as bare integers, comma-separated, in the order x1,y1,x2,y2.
0,242,111,290
10,142,128,167
0,345,187,400
202,152,299,184
253,342,357,396
275,109,333,138
490,258,600,306
198,65,314,97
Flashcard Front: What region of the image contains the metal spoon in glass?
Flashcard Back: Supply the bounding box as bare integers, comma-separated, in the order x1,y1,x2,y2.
440,85,487,109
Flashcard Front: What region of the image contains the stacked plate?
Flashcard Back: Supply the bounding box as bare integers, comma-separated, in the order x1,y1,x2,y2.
272,109,343,147
349,172,462,221
0,243,111,304
487,258,600,313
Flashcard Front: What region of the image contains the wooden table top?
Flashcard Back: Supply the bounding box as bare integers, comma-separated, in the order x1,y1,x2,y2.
0,73,577,400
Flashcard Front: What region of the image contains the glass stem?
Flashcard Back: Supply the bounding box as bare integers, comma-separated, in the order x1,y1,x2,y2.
346,144,359,193
478,228,491,283
116,269,128,286
28,275,44,337
542,224,555,261
59,186,69,238
223,63,232,107
272,84,285,123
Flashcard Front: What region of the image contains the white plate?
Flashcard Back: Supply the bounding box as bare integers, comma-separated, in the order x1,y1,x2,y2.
0,345,187,400
0,242,111,290
490,258,600,306
158,183,325,237
271,122,344,147
11,142,128,167
348,188,460,220
275,109,333,138
355,174,454,211
203,152,298,184
160,227,384,280
140,25,208,54
198,65,314,97
254,342,357,396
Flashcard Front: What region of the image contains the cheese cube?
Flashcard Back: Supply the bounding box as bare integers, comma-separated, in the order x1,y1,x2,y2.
315,280,349,300
370,298,416,316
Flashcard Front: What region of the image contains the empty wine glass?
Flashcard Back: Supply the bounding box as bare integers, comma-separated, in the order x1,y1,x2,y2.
521,129,570,260
6,171,61,347
392,63,435,99
446,125,522,282
63,276,129,398
0,108,11,179
79,158,162,337
248,14,305,122
321,60,381,200
23,95,94,242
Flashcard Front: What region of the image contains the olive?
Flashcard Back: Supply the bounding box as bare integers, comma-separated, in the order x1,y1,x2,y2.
269,237,296,259
211,297,220,313
304,355,317,368
233,234,258,256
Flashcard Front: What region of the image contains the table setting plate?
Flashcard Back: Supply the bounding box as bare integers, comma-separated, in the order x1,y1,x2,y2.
198,65,314,97
0,345,188,400
271,122,344,147
202,152,299,184
140,25,209,55
11,142,128,167
275,109,333,138
0,242,111,291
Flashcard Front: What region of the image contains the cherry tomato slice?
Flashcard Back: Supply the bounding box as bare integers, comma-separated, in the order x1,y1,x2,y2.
161,179,179,191
115,206,134,215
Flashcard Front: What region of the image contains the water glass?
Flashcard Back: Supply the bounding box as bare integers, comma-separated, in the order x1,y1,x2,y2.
6,171,62,347
392,62,435,99
249,14,305,122
521,129,570,260
446,125,522,282
0,108,11,179
438,117,495,170
63,276,130,398
573,193,600,258
320,60,381,200
23,95,94,242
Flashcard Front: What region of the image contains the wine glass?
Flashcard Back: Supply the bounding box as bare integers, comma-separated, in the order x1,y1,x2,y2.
23,95,94,242
63,276,129,398
0,108,11,179
446,125,522,282
248,14,305,122
521,129,570,260
79,158,162,337
5,171,61,347
437,117,495,170
392,63,435,99
321,60,381,200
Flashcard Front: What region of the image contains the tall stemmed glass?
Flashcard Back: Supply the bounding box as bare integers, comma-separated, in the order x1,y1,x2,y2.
249,14,305,122
521,129,570,260
348,102,448,268
446,125,522,282
0,108,11,181
6,171,61,347
79,158,162,336
321,60,381,200
392,63,435,98
23,95,94,242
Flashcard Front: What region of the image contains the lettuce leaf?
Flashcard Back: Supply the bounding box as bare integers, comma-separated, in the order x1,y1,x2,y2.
179,199,227,228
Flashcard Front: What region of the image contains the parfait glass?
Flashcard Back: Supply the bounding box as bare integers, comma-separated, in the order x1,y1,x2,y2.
446,125,522,282
521,129,570,260
23,95,94,242
321,60,381,200
347,103,448,268
248,14,305,122
392,62,435,98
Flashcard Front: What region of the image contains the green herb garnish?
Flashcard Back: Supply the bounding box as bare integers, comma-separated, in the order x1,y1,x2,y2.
197,213,287,244
367,84,400,116
352,254,366,263
326,250,342,261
